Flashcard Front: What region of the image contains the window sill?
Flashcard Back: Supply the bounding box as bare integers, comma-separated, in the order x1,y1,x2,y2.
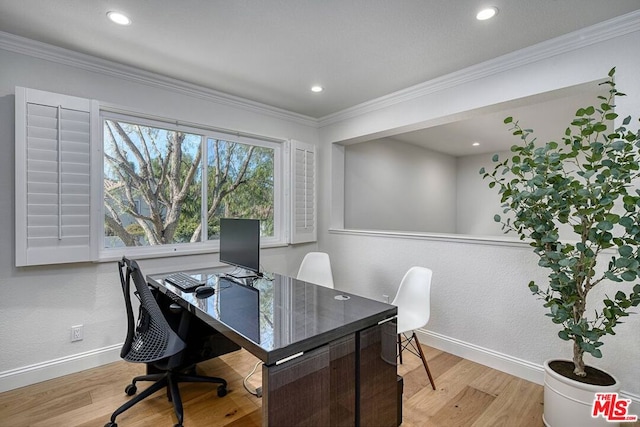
97,240,289,263
328,228,528,248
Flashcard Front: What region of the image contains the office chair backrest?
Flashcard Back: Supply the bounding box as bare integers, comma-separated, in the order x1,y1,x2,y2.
297,252,335,288
118,257,185,364
391,266,432,334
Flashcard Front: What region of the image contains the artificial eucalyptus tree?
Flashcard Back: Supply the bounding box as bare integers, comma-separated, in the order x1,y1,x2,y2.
481,68,640,377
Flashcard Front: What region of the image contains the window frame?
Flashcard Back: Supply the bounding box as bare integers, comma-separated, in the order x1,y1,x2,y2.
98,110,287,261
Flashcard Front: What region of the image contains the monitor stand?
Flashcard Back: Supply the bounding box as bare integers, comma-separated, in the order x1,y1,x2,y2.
225,271,262,279
221,270,263,287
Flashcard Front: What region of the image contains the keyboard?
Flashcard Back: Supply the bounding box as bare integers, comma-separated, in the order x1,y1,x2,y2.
164,272,206,291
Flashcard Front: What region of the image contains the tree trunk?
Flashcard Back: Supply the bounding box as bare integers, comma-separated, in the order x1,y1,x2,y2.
572,340,586,377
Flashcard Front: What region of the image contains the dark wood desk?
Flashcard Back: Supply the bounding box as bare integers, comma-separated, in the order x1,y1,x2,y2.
147,270,399,426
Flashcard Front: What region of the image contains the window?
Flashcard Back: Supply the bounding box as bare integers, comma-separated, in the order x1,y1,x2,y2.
16,88,315,267
102,114,281,254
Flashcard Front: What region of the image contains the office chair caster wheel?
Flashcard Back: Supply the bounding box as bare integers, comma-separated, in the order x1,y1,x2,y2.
104,422,117,427
125,383,137,396
217,385,227,397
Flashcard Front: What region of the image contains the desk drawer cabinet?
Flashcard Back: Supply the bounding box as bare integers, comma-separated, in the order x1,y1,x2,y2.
359,320,398,427
262,321,398,427
263,335,356,426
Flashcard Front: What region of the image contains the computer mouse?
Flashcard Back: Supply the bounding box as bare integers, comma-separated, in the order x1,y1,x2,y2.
194,285,215,298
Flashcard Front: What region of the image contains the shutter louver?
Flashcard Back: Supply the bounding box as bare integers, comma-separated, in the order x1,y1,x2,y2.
290,140,316,244
16,88,94,266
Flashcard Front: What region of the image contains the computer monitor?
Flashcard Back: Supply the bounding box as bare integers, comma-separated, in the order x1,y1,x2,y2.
219,218,260,275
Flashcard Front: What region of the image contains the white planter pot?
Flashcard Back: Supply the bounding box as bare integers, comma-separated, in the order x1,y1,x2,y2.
543,359,621,427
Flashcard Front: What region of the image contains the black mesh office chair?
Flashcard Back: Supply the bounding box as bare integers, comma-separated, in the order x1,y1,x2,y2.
105,257,228,427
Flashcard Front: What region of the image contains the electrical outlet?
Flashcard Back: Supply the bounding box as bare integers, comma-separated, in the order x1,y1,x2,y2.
71,325,83,342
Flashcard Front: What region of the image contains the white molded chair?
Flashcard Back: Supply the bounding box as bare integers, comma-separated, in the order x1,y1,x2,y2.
296,252,335,289
391,266,436,390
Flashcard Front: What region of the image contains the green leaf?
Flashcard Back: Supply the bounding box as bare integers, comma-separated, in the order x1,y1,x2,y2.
611,140,626,151
605,271,623,282
492,154,499,162
619,245,633,257
504,117,513,124
621,271,636,281
597,221,614,231
594,123,607,132
494,214,501,222
479,167,485,174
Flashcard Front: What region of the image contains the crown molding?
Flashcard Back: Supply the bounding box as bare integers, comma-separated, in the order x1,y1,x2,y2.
318,9,640,127
0,31,318,128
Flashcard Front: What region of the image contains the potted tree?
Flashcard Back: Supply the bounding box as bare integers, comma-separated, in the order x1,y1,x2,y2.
480,68,640,427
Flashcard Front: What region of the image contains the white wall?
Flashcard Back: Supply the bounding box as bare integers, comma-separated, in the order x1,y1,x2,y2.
456,151,511,236
319,24,640,405
343,139,513,236
0,44,318,391
344,138,457,232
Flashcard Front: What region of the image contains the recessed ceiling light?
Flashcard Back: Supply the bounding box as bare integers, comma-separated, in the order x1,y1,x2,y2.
476,7,498,21
472,142,481,146
311,85,324,93
107,11,132,26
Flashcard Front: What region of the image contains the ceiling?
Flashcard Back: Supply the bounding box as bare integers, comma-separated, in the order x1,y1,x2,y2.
1,1,638,158
390,81,606,156
1,0,639,120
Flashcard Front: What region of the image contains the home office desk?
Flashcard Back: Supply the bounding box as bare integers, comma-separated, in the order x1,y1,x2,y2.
147,269,399,426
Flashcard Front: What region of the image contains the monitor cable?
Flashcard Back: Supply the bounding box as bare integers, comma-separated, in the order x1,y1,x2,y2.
243,360,263,398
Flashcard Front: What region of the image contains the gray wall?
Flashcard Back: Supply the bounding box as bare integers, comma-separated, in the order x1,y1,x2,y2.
455,151,511,236
344,138,457,233
343,139,511,236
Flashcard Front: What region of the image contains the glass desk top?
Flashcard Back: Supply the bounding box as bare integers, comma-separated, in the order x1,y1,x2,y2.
147,269,397,365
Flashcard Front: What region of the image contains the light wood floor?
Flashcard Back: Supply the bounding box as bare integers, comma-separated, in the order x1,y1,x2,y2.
0,345,585,426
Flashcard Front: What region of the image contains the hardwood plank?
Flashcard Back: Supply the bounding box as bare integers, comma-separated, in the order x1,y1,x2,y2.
468,365,519,397
404,358,488,418
0,347,553,427
429,386,496,427
400,351,462,399
470,377,543,427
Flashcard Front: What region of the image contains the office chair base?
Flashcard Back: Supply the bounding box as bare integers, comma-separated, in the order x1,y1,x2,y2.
107,370,227,427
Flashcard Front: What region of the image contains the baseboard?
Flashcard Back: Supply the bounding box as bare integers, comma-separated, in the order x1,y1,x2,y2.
0,344,122,393
416,328,640,411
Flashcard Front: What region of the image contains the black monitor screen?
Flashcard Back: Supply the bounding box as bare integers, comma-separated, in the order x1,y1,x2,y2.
219,218,260,273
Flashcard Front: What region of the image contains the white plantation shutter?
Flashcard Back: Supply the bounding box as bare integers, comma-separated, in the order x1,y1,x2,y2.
290,140,316,244
15,87,96,266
